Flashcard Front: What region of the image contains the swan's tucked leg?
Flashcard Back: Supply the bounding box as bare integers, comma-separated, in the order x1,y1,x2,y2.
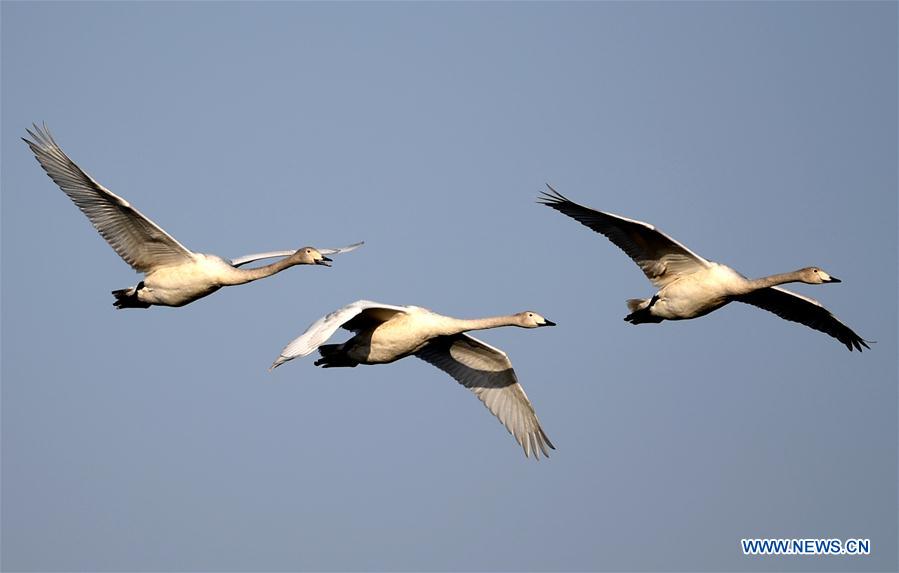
624,295,663,324
314,344,359,368
111,283,151,309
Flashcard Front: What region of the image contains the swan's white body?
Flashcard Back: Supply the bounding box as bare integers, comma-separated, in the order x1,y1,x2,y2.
135,253,253,307
272,300,556,459
643,263,746,320
24,124,362,308
540,186,868,351
139,254,234,307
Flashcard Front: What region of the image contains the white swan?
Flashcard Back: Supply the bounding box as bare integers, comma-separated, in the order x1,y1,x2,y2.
23,124,362,308
271,300,557,459
539,185,868,351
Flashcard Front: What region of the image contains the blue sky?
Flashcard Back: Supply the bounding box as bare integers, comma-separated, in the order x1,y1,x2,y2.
2,2,896,571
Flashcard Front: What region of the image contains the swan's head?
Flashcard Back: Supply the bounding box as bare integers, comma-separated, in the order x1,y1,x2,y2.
800,267,841,284
516,311,556,328
293,247,332,267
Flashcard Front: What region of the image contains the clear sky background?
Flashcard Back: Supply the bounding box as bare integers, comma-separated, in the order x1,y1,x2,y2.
2,2,896,572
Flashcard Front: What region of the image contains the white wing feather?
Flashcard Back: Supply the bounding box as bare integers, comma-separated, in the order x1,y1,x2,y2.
230,241,364,268
270,300,410,369
23,124,194,272
318,242,365,256
415,333,555,459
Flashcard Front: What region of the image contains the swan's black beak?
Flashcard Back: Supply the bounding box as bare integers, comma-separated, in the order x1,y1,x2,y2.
827,276,841,283
542,319,556,327
316,256,333,267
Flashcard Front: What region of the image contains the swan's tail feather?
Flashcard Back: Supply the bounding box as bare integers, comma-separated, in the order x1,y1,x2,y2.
112,284,151,309
313,344,358,368
626,298,649,313
624,297,663,324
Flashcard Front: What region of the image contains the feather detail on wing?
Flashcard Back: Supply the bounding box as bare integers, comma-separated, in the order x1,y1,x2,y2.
270,300,409,368
230,242,364,268
415,333,554,459
318,242,365,256
23,124,194,272
539,184,710,287
735,286,869,352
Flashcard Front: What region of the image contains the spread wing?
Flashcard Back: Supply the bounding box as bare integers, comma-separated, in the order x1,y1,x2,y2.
23,124,194,272
270,300,409,369
415,333,554,459
230,241,364,268
539,184,710,287
735,286,869,352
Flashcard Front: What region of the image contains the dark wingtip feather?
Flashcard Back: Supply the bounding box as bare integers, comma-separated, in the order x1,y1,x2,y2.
24,123,53,151
544,432,556,451
537,183,571,206
845,335,872,352
23,129,39,146
536,191,556,205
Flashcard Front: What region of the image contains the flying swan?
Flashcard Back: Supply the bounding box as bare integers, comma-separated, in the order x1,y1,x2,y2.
539,185,868,351
271,300,557,459
23,124,362,308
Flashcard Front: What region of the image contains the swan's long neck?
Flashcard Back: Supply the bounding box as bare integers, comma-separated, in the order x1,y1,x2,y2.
223,257,299,286
437,315,520,336
739,270,807,294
